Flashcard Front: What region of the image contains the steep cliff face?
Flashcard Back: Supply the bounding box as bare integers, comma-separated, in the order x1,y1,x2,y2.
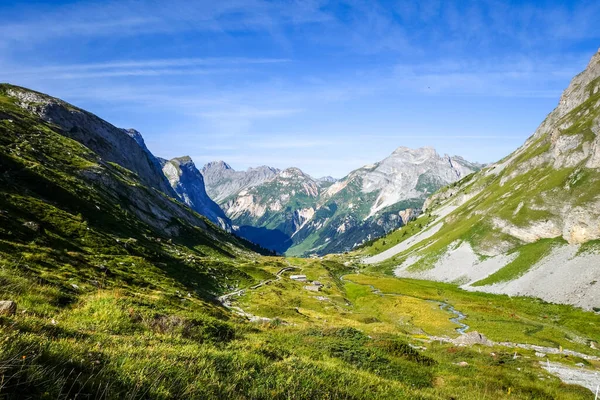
0,84,252,256
5,87,176,198
1,84,240,239
361,49,600,310
162,157,231,230
205,147,480,256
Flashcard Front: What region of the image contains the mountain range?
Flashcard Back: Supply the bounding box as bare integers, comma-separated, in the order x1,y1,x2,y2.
202,147,482,256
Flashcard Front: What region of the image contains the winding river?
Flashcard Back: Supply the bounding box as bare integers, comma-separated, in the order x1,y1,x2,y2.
355,279,470,335
437,302,469,334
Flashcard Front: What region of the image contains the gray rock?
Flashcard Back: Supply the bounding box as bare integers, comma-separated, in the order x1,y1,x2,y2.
0,301,17,316
162,157,231,231
23,221,40,231
202,161,279,203
303,285,321,292
6,88,176,198
453,331,492,346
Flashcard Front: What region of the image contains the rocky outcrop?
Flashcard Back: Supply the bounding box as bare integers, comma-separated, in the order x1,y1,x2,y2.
5,87,176,198
0,301,17,316
399,208,420,225
162,157,231,230
453,331,492,347
202,161,279,203
2,84,236,239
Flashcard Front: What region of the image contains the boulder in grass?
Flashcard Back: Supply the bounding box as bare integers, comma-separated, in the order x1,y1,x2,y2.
0,301,17,316
453,331,492,346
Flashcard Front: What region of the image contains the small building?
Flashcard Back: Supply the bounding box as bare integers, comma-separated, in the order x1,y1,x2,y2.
312,281,323,287
290,275,307,282
304,285,321,292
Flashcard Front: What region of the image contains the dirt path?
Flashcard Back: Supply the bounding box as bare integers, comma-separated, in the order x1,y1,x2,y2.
217,265,299,321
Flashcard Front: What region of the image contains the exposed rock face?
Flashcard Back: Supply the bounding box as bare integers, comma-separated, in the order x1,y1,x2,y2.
364,48,600,309
399,208,420,225
162,157,231,230
6,88,176,197
316,176,337,188
0,301,17,316
453,331,492,347
206,147,479,256
324,147,481,219
202,161,279,203
3,85,233,237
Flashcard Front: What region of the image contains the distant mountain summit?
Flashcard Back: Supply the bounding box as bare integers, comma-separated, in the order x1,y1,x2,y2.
202,161,279,203
324,146,482,219
204,147,481,255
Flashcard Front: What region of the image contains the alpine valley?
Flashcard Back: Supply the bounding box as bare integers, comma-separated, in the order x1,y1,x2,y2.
2,46,600,400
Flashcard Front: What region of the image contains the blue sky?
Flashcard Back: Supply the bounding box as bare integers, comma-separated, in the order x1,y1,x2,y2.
1,0,599,178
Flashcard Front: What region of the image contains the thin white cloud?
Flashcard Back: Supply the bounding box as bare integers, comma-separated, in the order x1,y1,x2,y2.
0,0,330,45
46,68,247,80
358,135,525,140
1,57,289,80
198,108,304,119
390,55,588,98
15,57,290,73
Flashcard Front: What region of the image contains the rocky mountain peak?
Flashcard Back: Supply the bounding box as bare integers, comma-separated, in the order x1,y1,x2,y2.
390,146,439,163
206,160,231,170
529,47,600,143
162,156,230,230
280,167,312,180
172,156,194,167
124,128,145,147
556,47,600,117
202,161,280,203
318,176,337,183
248,165,279,173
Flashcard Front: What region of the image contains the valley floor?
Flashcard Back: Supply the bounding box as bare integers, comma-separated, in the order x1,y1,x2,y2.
1,254,599,399
229,257,600,398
